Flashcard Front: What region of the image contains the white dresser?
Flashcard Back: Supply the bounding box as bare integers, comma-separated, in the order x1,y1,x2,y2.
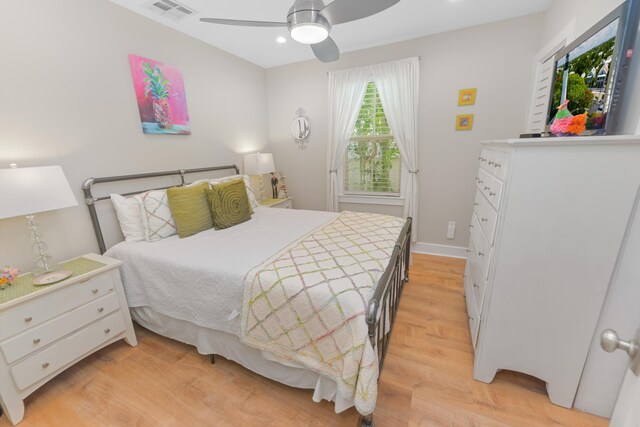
0,253,137,425
464,135,640,408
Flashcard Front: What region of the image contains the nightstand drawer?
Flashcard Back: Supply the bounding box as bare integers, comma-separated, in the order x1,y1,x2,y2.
10,312,126,391
1,293,120,365
272,199,292,209
0,273,115,342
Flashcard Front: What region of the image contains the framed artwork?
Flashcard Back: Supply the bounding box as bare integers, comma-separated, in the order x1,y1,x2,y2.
128,54,191,135
456,114,474,131
458,88,477,106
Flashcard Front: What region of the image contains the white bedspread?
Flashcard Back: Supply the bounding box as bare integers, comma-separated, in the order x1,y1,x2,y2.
106,207,338,336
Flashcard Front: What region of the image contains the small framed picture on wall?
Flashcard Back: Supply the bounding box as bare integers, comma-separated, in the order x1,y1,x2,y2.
456,114,474,131
458,88,477,106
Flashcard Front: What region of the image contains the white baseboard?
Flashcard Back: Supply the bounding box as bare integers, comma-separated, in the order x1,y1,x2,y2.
412,242,467,259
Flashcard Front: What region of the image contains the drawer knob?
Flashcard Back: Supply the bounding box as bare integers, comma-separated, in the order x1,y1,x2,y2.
484,186,490,190
33,338,41,344
104,328,111,334
494,163,501,168
478,180,484,184
488,161,495,165
473,283,479,288
489,192,496,196
42,362,50,369
473,202,479,206
478,252,485,257
92,289,99,294
25,316,33,323
98,307,104,313
465,249,471,253
469,224,474,228
481,218,488,222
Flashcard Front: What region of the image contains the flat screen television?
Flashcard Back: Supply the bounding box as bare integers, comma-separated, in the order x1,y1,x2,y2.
547,0,640,135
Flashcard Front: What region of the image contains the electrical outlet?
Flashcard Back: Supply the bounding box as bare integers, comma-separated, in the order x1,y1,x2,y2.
447,221,456,239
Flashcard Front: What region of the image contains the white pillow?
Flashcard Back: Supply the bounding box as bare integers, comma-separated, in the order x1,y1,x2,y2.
110,194,145,243
189,174,258,208
136,190,177,241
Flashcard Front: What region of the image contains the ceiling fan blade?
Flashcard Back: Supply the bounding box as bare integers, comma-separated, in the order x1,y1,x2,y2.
311,37,340,63
321,0,400,25
199,18,287,27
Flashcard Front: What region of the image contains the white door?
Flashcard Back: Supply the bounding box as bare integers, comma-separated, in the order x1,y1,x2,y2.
602,328,640,427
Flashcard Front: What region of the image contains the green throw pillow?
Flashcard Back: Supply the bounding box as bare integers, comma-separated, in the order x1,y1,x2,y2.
207,179,253,230
167,182,213,238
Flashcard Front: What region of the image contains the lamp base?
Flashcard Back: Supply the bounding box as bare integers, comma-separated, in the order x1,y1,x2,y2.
31,262,62,278
26,214,60,278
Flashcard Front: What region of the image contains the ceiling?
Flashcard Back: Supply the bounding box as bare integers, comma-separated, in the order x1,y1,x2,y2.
110,0,554,68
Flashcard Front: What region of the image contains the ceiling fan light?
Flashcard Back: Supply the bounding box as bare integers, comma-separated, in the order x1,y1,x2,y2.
290,23,329,44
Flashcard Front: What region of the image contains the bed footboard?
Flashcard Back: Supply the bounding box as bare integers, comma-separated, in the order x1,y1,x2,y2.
361,217,412,427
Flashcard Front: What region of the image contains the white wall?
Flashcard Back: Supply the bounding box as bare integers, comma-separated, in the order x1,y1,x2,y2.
0,0,269,270
266,14,543,248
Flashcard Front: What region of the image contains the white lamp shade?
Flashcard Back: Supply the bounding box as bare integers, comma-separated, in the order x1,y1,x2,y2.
0,165,78,219
244,153,275,175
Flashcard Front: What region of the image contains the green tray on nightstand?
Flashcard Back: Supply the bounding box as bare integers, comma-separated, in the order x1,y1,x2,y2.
0,257,106,304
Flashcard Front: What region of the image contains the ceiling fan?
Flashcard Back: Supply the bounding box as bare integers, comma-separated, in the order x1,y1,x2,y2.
200,0,400,63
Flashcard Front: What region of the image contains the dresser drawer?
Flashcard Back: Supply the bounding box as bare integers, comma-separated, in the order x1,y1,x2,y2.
470,214,492,281
474,191,499,246
10,312,125,391
0,273,115,342
477,169,504,211
464,266,481,348
480,148,509,181
0,293,120,365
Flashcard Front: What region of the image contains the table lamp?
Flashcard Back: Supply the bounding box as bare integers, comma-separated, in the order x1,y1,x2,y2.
0,164,78,277
244,152,275,200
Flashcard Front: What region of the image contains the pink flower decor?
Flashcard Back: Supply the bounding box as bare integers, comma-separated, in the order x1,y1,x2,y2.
0,266,20,288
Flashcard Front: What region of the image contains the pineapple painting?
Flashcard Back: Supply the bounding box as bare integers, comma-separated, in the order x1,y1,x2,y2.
128,54,191,135
142,62,173,129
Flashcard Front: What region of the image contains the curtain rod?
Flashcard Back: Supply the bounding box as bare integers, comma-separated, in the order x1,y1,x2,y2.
325,56,420,76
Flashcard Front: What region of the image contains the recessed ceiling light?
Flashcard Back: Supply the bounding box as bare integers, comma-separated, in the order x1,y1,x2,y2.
276,36,287,44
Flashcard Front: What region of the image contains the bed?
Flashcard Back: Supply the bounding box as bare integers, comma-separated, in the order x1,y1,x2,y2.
82,165,411,427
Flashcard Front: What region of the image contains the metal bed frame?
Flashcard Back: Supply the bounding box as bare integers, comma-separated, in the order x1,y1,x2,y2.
81,165,411,427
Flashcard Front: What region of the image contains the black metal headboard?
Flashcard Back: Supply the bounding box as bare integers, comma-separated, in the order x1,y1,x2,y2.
82,165,239,254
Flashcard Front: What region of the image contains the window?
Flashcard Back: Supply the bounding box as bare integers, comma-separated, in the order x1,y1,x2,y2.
343,82,401,196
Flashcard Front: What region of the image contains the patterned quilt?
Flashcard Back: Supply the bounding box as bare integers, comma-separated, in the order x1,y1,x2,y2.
240,211,405,415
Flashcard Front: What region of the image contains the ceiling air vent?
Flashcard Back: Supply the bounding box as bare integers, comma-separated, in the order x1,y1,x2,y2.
146,0,197,21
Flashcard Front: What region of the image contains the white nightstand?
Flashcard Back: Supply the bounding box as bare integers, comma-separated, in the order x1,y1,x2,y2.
259,197,293,209
0,253,137,425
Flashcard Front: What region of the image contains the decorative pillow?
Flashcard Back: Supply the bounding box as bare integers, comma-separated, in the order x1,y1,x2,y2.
136,190,177,241
207,179,253,230
110,194,145,243
167,182,213,238
192,174,258,209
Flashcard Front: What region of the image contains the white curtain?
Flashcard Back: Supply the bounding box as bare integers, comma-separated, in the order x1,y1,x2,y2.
372,57,420,241
326,69,369,212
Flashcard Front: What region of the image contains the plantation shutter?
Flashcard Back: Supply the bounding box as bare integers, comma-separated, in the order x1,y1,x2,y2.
344,82,401,194
528,56,555,133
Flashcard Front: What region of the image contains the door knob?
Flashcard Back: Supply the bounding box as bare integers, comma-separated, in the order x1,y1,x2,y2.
601,329,638,356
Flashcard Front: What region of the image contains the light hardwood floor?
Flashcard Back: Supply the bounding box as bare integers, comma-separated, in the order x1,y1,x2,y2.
0,254,608,426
